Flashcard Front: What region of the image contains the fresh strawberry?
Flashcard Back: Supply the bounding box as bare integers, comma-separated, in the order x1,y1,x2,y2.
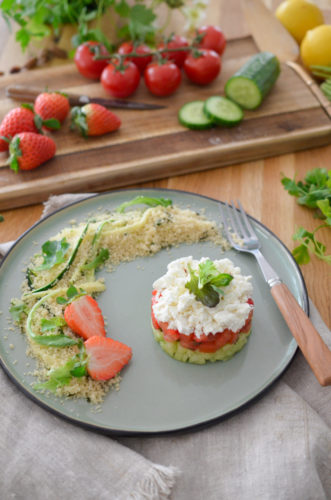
70,103,121,137
34,92,70,130
64,295,106,340
84,336,132,381
8,132,56,172
0,105,39,152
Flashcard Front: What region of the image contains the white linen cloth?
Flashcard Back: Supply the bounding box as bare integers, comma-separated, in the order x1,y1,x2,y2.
0,193,330,500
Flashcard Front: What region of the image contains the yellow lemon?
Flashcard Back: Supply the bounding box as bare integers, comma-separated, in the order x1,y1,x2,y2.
275,0,324,44
300,24,331,69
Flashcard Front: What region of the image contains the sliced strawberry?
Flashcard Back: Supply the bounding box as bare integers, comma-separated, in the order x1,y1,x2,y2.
85,336,132,381
64,295,106,340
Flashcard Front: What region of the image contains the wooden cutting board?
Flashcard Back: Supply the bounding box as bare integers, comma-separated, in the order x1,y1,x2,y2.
0,35,330,210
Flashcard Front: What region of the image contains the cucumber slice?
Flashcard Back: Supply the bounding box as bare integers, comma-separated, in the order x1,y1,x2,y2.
178,100,214,130
203,96,243,126
225,52,280,110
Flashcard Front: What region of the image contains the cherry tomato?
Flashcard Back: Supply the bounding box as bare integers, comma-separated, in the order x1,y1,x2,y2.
197,25,226,56
144,61,182,97
101,61,140,98
74,41,109,79
184,49,221,85
157,34,189,68
117,42,153,73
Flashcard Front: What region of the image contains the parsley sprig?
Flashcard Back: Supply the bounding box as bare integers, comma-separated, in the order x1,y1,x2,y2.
0,0,191,52
185,259,233,308
281,168,331,265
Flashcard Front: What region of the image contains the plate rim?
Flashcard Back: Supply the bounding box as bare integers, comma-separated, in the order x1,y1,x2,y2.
0,187,308,436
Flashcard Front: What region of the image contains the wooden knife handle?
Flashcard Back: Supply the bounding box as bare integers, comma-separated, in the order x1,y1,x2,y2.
286,61,331,119
5,85,42,103
271,282,331,386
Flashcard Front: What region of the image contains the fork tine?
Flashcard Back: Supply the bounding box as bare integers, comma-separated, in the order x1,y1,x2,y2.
236,199,256,238
230,200,249,239
225,201,243,240
219,202,235,245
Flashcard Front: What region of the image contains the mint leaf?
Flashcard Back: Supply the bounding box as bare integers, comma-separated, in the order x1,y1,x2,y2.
185,261,233,308
37,238,70,271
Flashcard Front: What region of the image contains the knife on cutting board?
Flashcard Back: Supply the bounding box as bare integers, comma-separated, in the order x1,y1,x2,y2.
241,0,331,119
5,85,166,111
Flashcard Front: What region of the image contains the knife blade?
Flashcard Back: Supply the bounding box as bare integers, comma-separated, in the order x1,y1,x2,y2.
5,85,166,110
241,0,331,119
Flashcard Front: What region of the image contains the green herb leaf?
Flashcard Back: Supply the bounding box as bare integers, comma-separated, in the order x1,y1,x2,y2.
281,168,331,265
185,260,233,308
37,238,70,271
56,285,85,305
9,302,29,323
116,196,172,213
34,343,87,392
128,4,156,41
34,334,78,347
81,248,109,271
41,317,67,332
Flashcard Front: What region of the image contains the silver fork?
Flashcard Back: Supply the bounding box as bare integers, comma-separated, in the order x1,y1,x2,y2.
219,200,331,387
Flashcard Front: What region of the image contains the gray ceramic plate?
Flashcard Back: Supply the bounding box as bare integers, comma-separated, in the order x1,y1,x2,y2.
0,188,307,436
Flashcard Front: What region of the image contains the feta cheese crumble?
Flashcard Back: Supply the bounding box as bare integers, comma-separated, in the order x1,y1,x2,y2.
152,256,253,338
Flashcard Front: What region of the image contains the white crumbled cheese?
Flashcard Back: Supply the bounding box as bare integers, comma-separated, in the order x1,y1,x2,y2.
152,256,253,338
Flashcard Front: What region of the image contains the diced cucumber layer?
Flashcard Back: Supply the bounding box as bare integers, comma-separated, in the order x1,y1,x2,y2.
178,100,214,130
204,96,243,126
152,325,251,364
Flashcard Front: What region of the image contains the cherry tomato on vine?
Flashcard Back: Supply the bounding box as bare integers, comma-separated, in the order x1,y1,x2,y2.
183,49,221,85
117,42,153,73
74,41,109,79
101,61,140,98
144,61,182,97
196,25,226,56
157,34,189,68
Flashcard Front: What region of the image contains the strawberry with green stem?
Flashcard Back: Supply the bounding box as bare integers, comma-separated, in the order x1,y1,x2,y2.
8,132,56,172
34,91,70,130
71,103,121,137
0,104,58,152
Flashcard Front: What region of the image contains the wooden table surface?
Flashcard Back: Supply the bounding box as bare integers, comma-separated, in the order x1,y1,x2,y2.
0,0,330,329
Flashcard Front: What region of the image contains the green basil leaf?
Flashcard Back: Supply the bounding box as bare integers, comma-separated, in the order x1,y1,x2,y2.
34,334,78,347
37,238,70,271
41,317,67,332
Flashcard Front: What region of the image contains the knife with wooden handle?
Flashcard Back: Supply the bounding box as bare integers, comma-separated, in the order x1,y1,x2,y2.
5,85,166,111
241,0,331,119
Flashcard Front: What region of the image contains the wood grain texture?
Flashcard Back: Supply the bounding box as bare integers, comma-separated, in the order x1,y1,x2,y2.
0,34,330,209
271,283,331,386
0,0,330,332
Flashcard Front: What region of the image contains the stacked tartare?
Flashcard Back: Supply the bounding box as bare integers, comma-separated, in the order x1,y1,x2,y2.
151,256,254,364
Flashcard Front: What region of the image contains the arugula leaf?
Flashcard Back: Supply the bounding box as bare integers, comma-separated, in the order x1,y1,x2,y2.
116,196,172,213
281,168,331,265
34,342,87,392
37,238,70,271
41,317,67,332
81,248,109,271
9,302,29,323
185,260,233,308
56,285,85,305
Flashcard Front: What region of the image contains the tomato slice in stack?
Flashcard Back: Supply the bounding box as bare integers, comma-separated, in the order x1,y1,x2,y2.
151,291,254,353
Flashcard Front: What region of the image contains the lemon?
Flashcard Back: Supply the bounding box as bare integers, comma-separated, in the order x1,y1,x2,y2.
275,0,324,44
300,24,331,68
